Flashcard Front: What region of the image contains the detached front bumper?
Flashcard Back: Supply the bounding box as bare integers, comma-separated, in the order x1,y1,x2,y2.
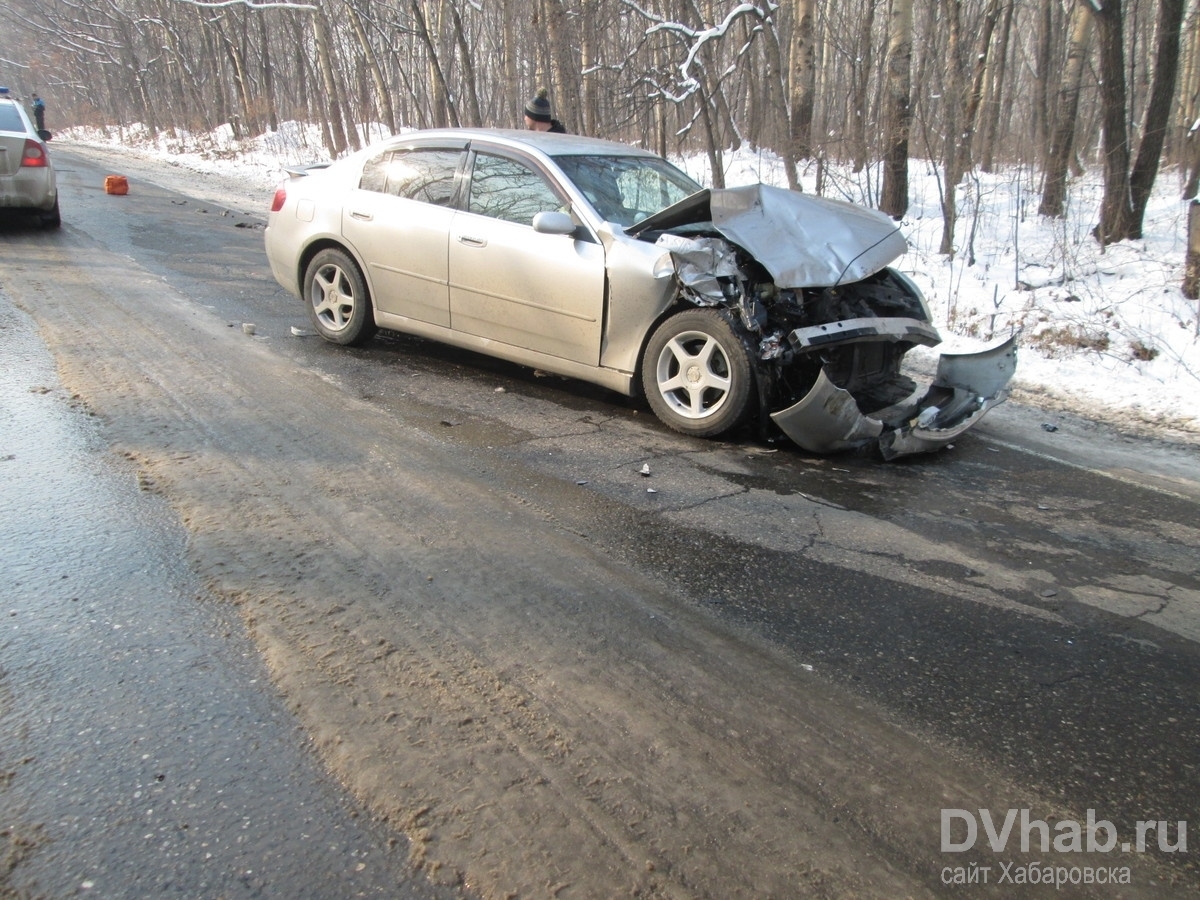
770,334,1018,460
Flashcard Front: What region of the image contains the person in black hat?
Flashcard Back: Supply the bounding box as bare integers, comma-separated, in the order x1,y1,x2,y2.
524,88,567,133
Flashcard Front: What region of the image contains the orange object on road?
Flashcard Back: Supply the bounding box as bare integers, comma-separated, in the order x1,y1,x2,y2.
104,175,129,195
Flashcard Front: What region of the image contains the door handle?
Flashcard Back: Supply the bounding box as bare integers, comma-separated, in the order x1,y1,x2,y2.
349,211,373,221
457,235,487,247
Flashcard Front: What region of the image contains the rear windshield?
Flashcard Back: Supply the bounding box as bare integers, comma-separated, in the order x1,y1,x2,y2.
0,104,27,132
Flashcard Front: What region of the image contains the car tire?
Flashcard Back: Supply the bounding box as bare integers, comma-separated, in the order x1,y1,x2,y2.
642,308,755,438
303,248,377,346
42,197,61,230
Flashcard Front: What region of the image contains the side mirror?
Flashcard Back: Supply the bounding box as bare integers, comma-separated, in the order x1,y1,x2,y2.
532,211,576,236
37,129,52,141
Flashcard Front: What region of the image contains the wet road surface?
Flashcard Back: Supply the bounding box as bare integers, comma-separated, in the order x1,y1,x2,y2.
0,296,462,899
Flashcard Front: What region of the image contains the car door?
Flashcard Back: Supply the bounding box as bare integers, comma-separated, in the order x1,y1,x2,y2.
448,150,605,366
341,146,465,328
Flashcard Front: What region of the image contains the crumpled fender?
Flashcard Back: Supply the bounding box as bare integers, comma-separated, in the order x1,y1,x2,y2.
770,334,1018,459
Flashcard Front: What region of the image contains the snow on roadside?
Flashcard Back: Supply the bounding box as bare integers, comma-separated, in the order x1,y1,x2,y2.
62,122,1200,443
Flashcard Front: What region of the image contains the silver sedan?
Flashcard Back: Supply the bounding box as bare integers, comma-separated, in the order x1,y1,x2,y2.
264,129,1014,458
0,93,59,229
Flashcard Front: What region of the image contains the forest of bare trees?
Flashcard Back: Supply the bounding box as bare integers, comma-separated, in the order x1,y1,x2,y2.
2,0,1199,249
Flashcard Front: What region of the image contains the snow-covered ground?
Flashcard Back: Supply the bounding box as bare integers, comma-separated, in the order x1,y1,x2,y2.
61,121,1200,443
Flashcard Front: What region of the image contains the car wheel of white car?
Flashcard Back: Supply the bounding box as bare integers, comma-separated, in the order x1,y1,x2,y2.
642,309,754,437
304,248,378,346
42,197,61,230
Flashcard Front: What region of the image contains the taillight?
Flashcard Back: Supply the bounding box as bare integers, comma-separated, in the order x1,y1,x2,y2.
21,139,48,168
270,185,287,212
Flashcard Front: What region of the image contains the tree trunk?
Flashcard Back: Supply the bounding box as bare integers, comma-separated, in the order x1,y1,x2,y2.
788,0,817,167
949,0,1002,187
313,11,351,156
758,11,788,182
580,0,599,136
1039,0,1093,219
880,0,913,219
412,0,458,128
345,0,396,135
1185,133,1200,201
450,2,484,128
980,0,1014,172
1129,0,1186,237
850,0,876,174
939,0,963,257
1033,0,1055,166
698,82,725,189
1184,200,1200,300
543,0,578,133
258,13,279,132
1092,0,1135,245
502,0,520,127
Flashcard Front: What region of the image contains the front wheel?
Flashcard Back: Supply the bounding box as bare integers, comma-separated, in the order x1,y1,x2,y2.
303,248,377,346
641,308,755,438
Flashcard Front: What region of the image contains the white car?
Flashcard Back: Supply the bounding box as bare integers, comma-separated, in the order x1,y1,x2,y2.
0,90,59,229
265,129,1015,459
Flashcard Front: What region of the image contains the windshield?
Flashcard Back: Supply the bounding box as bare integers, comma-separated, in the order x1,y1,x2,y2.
553,154,701,227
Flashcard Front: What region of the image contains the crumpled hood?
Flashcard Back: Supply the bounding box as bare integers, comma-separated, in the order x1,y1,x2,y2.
630,184,909,288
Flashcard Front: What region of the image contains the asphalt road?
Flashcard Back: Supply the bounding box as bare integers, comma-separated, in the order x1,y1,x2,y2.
0,166,467,897
2,145,1198,898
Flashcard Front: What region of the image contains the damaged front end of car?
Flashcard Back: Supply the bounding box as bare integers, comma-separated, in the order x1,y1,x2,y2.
628,184,1017,460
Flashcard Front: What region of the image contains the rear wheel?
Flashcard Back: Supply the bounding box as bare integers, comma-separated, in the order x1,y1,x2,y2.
641,308,754,437
41,197,60,230
303,248,377,346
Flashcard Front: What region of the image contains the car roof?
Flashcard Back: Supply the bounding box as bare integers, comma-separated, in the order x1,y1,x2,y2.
382,127,664,160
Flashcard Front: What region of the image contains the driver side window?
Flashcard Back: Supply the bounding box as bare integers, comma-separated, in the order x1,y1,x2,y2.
467,153,563,226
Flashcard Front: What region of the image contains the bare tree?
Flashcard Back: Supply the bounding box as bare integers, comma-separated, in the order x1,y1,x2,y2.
1092,0,1186,244
939,0,964,256
0,0,1193,252
880,0,914,218
1092,0,1135,245
979,0,1014,172
787,0,816,169
1129,0,1187,237
1039,0,1094,219
850,0,878,173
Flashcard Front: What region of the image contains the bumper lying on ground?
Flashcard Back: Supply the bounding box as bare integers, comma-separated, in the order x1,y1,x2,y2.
770,334,1018,460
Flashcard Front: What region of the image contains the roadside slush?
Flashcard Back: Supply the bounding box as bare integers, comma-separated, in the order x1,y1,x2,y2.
0,290,460,900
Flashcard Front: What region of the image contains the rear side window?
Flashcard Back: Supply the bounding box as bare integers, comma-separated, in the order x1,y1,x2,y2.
0,104,26,132
388,149,462,205
359,148,462,206
359,152,390,193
